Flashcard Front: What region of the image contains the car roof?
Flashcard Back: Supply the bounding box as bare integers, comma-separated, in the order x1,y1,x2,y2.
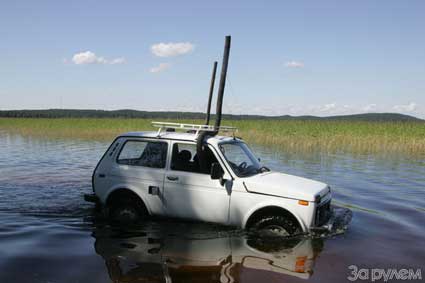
119,131,238,143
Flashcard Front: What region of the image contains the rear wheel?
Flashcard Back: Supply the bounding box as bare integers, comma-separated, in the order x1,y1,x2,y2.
251,215,301,237
108,197,148,224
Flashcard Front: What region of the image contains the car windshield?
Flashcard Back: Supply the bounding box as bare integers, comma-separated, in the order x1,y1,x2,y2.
219,141,268,177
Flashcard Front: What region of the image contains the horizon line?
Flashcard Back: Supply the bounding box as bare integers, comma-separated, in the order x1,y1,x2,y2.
0,108,422,120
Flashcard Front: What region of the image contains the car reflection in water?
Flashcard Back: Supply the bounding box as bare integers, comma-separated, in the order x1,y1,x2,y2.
93,223,324,283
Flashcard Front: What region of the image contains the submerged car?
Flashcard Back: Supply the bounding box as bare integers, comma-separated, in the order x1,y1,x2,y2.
85,122,333,236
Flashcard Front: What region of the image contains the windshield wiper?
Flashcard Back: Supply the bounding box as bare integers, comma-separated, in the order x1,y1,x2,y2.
257,166,270,173
237,166,270,177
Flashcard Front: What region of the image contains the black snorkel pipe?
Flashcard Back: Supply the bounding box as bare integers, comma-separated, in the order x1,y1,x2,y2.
197,36,231,174
214,35,231,131
205,61,218,125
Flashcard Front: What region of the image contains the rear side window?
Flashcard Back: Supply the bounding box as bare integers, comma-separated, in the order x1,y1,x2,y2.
171,143,219,174
117,140,167,168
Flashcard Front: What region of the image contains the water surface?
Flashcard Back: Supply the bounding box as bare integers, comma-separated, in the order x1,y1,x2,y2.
0,132,424,282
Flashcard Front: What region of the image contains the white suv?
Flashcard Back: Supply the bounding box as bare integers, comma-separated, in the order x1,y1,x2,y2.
86,123,333,236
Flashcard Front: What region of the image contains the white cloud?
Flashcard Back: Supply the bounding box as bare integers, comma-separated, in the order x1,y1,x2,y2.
72,51,98,64
285,61,304,68
71,51,125,65
393,102,417,112
150,63,171,73
363,103,377,112
151,42,194,57
305,103,357,116
108,57,126,65
320,103,337,112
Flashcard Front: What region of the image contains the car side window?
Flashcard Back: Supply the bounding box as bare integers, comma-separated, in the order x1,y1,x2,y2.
117,140,167,168
171,143,220,174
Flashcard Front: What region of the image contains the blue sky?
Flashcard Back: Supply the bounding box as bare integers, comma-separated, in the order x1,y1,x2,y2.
1,1,424,118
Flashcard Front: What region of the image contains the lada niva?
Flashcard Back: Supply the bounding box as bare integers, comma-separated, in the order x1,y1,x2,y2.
86,122,333,236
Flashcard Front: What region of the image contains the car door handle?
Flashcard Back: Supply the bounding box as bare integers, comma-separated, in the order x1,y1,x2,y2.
167,176,179,181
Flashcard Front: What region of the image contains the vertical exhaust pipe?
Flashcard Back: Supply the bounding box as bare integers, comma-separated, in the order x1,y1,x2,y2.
205,61,218,125
214,35,231,130
197,36,231,174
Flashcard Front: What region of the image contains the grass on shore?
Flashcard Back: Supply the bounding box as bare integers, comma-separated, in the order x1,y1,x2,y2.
1,118,424,155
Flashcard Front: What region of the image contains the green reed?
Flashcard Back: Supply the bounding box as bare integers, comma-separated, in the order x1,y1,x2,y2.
1,118,424,155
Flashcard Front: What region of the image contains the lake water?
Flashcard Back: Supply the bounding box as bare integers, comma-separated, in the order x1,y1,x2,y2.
0,132,424,283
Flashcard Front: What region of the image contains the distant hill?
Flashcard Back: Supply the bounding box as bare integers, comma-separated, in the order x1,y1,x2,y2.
316,113,423,122
0,109,422,122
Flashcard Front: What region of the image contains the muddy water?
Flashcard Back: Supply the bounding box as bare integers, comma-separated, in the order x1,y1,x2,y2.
0,132,424,283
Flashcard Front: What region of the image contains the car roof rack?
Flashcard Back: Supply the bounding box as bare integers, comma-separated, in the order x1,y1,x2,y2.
152,121,237,138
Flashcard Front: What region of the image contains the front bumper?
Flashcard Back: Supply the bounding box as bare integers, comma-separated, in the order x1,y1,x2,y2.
310,205,352,233
84,193,100,204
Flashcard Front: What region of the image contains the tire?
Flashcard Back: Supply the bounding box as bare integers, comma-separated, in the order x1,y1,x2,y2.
251,215,301,237
108,198,147,224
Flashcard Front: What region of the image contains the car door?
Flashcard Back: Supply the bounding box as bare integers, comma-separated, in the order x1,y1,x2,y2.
163,141,230,224
109,139,169,216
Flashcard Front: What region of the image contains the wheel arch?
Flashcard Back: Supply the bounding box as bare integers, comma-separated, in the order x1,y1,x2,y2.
104,187,150,215
243,205,306,232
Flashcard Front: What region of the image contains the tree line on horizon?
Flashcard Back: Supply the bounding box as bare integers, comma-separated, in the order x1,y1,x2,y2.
0,109,422,122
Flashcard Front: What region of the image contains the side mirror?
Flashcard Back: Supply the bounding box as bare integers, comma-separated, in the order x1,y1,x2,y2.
210,162,223,180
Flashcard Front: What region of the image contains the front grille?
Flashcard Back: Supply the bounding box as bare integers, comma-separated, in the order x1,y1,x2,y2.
315,200,331,226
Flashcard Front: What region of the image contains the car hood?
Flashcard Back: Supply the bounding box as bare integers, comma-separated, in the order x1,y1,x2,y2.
243,172,329,201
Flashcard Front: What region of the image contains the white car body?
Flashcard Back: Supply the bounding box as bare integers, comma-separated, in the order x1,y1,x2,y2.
92,131,332,232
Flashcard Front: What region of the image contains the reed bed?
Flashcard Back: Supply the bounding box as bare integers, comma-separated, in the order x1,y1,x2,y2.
1,118,424,156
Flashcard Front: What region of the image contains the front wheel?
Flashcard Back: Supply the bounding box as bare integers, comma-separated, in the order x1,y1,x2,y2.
251,215,301,237
108,198,147,224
